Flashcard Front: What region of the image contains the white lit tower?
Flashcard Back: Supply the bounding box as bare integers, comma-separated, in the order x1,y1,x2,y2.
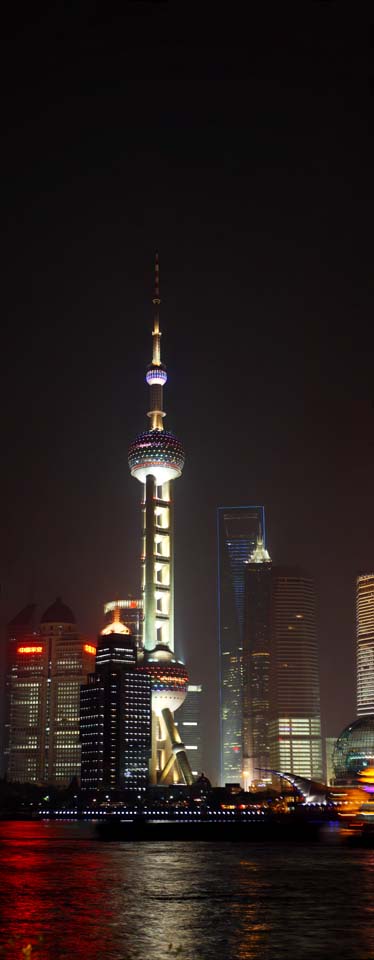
128,255,194,786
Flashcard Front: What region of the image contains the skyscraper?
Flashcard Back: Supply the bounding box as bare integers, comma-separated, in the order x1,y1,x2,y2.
5,604,46,783
128,256,193,786
243,536,272,788
217,505,265,784
356,573,374,717
6,598,94,785
80,606,151,794
42,599,96,785
175,684,203,777
269,569,323,780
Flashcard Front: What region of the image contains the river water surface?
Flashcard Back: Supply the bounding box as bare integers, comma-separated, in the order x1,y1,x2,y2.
0,821,373,959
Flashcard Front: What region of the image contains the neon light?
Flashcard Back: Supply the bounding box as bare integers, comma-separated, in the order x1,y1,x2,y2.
17,646,43,654
83,644,96,655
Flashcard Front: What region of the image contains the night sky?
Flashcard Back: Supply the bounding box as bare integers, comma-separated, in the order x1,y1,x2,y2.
1,6,373,781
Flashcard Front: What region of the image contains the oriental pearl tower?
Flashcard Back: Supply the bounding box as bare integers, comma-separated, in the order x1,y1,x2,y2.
128,256,194,786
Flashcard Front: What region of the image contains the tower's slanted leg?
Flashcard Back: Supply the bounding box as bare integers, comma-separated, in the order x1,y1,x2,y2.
158,707,194,786
158,751,176,784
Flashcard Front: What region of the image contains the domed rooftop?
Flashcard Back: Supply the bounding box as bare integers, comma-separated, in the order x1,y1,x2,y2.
333,716,374,782
41,597,76,624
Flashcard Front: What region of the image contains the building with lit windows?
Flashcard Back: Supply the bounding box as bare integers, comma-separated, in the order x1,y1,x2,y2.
80,606,151,794
128,256,194,786
217,505,265,784
242,536,272,788
5,604,46,783
41,599,96,785
356,574,374,716
269,569,323,780
175,684,203,777
6,598,94,785
4,603,38,780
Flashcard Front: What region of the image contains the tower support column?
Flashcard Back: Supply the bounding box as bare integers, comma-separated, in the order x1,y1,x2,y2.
145,474,156,651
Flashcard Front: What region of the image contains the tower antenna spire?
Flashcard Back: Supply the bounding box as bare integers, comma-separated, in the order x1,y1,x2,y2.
153,251,161,305
151,252,162,369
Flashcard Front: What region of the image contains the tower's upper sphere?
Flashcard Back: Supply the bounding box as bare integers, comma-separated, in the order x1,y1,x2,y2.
146,362,168,386
128,429,185,484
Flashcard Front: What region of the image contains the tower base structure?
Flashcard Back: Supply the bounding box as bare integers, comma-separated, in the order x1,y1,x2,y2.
138,652,194,786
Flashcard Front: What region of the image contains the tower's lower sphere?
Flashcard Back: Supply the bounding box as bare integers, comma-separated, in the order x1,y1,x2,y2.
128,429,185,484
137,659,189,714
333,716,374,782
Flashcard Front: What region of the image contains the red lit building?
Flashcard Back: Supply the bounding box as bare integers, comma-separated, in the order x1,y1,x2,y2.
5,598,95,785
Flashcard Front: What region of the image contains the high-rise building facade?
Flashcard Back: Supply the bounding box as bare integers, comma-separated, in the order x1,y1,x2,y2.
242,537,272,788
6,598,94,785
41,600,96,785
5,605,46,783
356,574,374,716
7,642,49,784
269,569,323,780
80,607,151,794
128,256,193,786
217,505,265,784
175,684,203,777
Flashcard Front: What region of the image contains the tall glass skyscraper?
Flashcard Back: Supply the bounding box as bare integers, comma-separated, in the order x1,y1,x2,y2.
243,537,272,788
356,573,374,716
217,505,265,785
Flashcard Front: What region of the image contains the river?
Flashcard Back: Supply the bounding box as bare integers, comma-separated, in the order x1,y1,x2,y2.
0,821,373,959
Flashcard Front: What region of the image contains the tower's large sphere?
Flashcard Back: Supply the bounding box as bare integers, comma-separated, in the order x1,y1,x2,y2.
128,429,185,484
137,659,189,714
333,716,374,782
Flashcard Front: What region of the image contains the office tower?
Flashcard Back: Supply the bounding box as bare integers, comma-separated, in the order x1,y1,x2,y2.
269,569,323,780
6,598,94,785
128,255,193,786
175,684,203,777
356,574,374,716
217,505,265,784
5,604,45,783
4,603,38,778
80,607,151,794
242,536,272,789
42,599,96,785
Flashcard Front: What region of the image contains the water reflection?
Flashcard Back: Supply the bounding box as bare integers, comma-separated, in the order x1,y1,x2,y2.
1,823,374,959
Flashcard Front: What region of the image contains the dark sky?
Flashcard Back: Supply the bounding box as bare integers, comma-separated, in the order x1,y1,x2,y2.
1,5,373,781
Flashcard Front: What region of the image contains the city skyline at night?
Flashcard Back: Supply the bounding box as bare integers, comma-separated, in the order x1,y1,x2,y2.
1,9,373,787
0,9,373,960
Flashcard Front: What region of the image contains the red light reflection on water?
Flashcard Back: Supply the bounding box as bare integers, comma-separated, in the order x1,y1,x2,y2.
0,822,118,960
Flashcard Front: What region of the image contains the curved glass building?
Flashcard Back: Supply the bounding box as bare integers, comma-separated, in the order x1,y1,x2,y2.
333,716,374,782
